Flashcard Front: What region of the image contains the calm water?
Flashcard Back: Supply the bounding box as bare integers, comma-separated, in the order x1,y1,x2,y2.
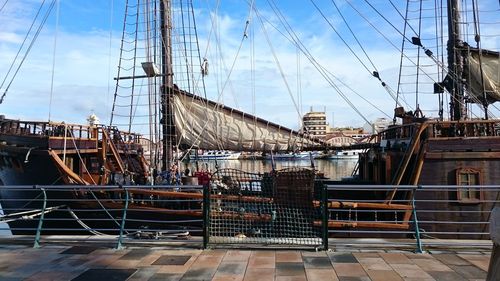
0,159,356,235
0,205,10,235
182,159,357,180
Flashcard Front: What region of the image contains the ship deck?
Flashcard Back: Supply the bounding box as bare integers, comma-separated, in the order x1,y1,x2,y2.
0,236,493,280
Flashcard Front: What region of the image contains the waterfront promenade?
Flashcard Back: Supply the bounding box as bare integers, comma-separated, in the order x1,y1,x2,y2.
0,238,492,281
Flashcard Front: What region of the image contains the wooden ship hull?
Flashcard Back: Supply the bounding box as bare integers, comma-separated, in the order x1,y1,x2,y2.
0,118,203,234
331,119,500,238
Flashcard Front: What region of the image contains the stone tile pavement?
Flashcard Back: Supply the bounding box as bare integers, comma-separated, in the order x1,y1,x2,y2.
0,244,492,281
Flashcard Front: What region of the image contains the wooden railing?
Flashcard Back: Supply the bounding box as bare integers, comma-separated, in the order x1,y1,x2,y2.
379,119,500,142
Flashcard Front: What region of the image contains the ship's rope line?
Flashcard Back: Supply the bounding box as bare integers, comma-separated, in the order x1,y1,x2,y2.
394,0,410,120
0,0,48,90
110,0,131,126
344,0,420,108
0,0,55,104
414,0,423,110
189,0,209,102
263,1,391,120
434,0,445,120
68,130,97,185
329,0,381,75
365,0,496,119
0,0,9,13
128,0,141,133
345,0,484,118
67,208,108,236
176,0,256,154
361,0,414,44
327,0,406,111
68,129,129,231
171,1,216,151
310,0,371,75
0,206,63,224
387,0,420,39
264,1,373,125
214,0,254,109
471,0,493,119
255,3,303,127
48,0,60,121
106,0,115,114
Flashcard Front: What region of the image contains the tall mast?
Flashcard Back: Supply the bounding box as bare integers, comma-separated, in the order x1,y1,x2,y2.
446,0,465,120
160,0,175,171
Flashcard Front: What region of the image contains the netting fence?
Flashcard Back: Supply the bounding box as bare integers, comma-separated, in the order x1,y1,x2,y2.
204,167,325,248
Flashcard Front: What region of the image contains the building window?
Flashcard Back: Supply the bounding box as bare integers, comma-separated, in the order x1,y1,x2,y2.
456,168,482,203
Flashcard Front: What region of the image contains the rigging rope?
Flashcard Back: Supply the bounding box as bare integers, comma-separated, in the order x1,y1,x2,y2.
0,0,9,13
106,0,115,114
264,0,373,125
48,0,60,121
255,4,303,123
0,0,54,104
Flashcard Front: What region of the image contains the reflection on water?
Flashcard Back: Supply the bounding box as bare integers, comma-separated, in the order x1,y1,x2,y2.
0,204,11,235
182,159,357,180
0,159,356,236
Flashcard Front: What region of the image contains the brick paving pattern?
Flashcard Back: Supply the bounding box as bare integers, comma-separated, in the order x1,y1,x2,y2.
0,244,491,280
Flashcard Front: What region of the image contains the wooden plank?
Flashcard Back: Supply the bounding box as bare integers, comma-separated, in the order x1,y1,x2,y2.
127,188,274,203
313,220,410,230
426,151,500,159
312,201,412,210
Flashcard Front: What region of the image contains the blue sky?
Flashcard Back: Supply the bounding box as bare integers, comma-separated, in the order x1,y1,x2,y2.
0,0,498,131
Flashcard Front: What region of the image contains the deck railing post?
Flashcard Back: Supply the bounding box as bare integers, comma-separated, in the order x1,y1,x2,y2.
412,185,423,253
33,186,47,248
321,183,329,251
202,184,210,249
116,187,129,250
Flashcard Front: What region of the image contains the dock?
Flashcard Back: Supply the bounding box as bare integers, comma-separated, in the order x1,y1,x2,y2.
0,236,492,281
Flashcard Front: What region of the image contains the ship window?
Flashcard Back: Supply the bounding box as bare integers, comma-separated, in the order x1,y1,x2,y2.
87,157,100,173
456,168,482,203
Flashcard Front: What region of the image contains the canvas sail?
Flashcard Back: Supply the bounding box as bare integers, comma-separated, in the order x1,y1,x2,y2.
464,48,500,104
172,90,324,152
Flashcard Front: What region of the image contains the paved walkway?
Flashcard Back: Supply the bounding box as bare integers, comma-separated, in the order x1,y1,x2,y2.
0,244,492,281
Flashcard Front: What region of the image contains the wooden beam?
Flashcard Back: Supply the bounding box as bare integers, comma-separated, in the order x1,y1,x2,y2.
313,220,410,230
48,150,89,185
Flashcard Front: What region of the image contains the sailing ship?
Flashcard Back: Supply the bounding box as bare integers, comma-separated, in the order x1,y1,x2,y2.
0,0,498,239
324,0,500,237
0,0,323,234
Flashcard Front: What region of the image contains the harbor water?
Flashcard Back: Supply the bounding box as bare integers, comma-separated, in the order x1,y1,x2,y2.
182,159,357,181
0,159,356,236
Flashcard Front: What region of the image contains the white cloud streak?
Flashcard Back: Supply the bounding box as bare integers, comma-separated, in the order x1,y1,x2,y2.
0,0,498,132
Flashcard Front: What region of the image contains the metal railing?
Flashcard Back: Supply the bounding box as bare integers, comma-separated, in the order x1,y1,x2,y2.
324,184,499,252
0,185,204,249
0,183,497,252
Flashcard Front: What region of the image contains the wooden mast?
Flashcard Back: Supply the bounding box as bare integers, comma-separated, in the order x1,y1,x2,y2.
446,0,466,121
160,0,175,171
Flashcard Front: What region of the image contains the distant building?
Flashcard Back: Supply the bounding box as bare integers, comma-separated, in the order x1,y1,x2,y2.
302,110,328,138
325,127,372,146
363,117,392,134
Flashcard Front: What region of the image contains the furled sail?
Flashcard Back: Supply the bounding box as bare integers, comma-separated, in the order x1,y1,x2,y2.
464,48,500,104
172,89,324,151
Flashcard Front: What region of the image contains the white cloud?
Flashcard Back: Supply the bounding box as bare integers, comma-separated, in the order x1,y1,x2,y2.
0,0,498,134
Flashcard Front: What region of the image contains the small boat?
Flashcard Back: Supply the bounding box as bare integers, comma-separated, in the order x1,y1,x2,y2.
193,151,241,160
326,149,364,160
264,151,311,160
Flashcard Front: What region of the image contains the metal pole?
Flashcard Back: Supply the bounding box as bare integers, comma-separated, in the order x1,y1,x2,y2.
412,186,423,253
160,0,175,172
202,184,210,249
322,183,329,251
116,187,129,250
446,0,465,120
33,187,47,248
